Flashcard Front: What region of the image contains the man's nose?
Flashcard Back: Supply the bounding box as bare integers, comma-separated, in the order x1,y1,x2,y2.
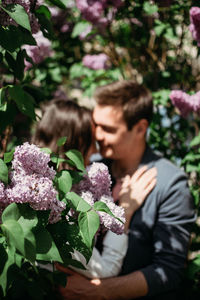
95,126,104,141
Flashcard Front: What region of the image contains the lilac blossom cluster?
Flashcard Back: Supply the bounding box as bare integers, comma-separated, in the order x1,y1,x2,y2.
170,90,200,117
0,0,42,34
0,143,65,224
189,7,200,46
82,53,109,70
76,0,122,33
23,31,53,70
74,162,125,234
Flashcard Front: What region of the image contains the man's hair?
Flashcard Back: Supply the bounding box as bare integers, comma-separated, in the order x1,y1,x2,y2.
94,80,153,130
32,99,93,157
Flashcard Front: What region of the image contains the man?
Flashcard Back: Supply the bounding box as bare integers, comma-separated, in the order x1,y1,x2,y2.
58,80,196,299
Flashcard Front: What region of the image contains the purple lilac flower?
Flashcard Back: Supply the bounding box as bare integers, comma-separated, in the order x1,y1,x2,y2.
79,191,95,206
23,31,53,70
0,182,5,203
0,142,65,223
6,174,65,224
170,90,200,117
0,182,7,219
73,162,124,234
82,54,109,70
189,7,200,46
12,142,55,180
0,0,41,33
74,162,112,200
6,175,56,207
98,195,125,235
76,0,123,27
76,0,106,24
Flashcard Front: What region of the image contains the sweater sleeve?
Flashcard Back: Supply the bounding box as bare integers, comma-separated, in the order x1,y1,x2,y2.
70,231,128,278
141,171,196,297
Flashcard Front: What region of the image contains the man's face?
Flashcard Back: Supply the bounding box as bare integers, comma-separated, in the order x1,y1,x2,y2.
93,104,138,160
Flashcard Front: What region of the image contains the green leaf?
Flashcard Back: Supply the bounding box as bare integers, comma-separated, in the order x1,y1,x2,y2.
35,5,54,40
186,164,200,173
35,227,63,263
40,147,52,155
1,203,20,223
187,255,200,279
181,153,200,164
47,0,67,9
143,1,158,15
1,4,31,31
78,210,100,248
1,220,25,256
72,21,91,38
2,204,37,261
66,192,91,212
0,87,7,112
51,155,67,169
36,5,51,19
0,159,8,184
190,134,200,147
65,149,85,171
0,26,36,52
93,201,115,217
8,85,36,120
0,246,15,296
5,50,25,80
4,149,15,163
57,170,72,194
69,63,84,79
0,102,17,134
17,204,38,232
154,22,166,36
57,136,67,147
94,201,123,223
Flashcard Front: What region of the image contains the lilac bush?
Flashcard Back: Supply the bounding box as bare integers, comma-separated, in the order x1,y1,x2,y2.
170,90,200,117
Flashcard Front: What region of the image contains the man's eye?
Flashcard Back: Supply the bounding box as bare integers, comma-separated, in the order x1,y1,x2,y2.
102,126,116,133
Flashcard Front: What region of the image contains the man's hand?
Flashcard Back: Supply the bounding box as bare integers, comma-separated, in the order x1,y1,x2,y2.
55,264,105,300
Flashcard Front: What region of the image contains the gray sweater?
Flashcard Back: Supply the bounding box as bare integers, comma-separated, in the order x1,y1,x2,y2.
102,146,196,299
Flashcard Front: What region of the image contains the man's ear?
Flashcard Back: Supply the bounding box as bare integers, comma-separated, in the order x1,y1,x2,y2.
134,119,149,136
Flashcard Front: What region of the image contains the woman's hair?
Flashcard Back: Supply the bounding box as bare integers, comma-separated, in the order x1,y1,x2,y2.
32,99,93,158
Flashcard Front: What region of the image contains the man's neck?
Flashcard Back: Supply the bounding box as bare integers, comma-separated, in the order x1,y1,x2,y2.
111,143,146,179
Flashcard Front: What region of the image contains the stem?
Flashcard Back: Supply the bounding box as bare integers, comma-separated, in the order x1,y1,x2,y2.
0,126,11,158
106,25,126,79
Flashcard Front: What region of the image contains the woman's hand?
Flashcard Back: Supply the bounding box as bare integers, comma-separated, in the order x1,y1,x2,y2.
119,165,157,232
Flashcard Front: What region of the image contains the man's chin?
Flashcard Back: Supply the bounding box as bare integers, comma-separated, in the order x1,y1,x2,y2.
100,148,114,159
